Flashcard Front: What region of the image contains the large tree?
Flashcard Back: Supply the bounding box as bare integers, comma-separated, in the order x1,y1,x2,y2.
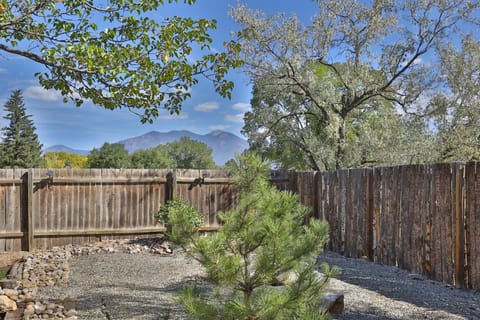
86,143,130,168
0,90,43,168
429,35,480,162
130,145,174,168
0,0,242,122
244,70,437,171
231,0,479,169
166,137,216,169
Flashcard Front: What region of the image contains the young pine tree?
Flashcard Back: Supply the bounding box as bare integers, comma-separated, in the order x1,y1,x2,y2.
0,90,43,168
158,152,336,320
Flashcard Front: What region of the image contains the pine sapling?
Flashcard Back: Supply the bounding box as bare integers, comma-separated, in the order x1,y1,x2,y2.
158,153,337,320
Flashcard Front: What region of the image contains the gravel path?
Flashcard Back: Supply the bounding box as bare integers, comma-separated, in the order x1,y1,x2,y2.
36,249,480,320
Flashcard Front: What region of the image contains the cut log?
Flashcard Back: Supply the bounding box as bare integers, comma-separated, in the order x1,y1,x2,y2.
323,293,344,314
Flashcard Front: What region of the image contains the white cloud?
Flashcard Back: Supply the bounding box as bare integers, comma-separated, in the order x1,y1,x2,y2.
232,102,251,111
168,86,191,94
24,86,61,101
413,58,423,65
0,68,7,74
225,113,245,123
209,124,231,131
194,101,220,112
158,112,189,120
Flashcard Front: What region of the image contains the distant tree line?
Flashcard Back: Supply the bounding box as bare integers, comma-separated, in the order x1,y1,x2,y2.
0,90,217,169
85,137,216,169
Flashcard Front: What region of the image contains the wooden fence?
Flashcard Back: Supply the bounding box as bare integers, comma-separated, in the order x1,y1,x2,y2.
284,162,479,290
0,163,479,290
0,168,236,251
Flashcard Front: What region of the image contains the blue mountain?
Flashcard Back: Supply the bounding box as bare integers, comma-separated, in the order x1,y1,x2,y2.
42,145,89,155
117,130,249,165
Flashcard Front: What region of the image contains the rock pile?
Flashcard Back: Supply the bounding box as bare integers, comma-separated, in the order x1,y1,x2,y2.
0,279,77,320
8,247,72,288
2,237,173,319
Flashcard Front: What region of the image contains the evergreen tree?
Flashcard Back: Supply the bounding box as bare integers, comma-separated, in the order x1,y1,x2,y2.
0,90,43,168
157,152,336,319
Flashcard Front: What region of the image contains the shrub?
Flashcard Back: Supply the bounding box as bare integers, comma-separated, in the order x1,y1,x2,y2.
155,199,204,246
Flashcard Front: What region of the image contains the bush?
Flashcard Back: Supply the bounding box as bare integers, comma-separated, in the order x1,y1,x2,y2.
166,152,336,320
155,199,204,246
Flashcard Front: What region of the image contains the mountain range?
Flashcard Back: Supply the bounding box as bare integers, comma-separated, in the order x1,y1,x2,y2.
44,130,249,165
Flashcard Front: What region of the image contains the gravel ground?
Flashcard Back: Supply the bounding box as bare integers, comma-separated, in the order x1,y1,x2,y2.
37,252,206,319
318,252,480,320
36,249,480,320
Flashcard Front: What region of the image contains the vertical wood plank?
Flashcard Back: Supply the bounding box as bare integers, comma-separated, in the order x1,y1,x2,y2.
0,170,7,252
27,169,34,251
4,169,14,252
454,163,465,288
365,168,373,261
465,162,479,289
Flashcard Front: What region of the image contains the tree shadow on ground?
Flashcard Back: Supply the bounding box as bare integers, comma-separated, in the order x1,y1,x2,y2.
318,251,480,320
72,275,212,320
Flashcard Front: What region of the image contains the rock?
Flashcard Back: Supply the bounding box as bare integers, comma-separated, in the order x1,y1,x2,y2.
46,302,56,311
23,306,35,319
0,295,17,311
4,309,22,320
35,303,46,313
0,279,19,289
65,309,77,317
7,260,24,280
271,270,299,285
2,289,18,302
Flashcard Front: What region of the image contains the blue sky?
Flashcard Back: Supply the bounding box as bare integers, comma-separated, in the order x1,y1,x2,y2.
0,0,319,151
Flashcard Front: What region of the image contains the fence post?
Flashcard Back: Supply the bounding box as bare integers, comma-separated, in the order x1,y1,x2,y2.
27,169,34,252
288,170,297,193
454,163,465,288
165,170,177,203
312,171,319,220
365,168,374,261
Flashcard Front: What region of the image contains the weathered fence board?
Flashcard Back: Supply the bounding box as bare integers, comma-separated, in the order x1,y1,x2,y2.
431,164,455,285
173,169,236,229
465,162,480,289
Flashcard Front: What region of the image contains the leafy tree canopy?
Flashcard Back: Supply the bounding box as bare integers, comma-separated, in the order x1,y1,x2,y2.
130,145,174,168
232,0,479,169
43,151,88,168
0,90,43,168
166,136,216,169
0,0,242,122
429,35,480,162
86,143,130,168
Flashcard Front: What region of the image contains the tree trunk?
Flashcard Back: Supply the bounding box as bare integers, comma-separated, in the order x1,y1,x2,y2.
335,118,346,170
